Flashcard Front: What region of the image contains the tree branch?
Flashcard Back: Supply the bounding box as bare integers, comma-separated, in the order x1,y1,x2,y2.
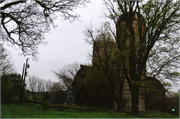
0,0,26,10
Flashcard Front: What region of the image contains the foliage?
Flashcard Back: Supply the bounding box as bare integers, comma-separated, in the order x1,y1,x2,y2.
0,0,88,58
1,73,23,103
82,22,124,109
73,69,114,107
50,82,63,92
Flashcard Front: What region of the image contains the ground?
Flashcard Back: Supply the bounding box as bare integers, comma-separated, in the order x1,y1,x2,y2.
1,102,179,118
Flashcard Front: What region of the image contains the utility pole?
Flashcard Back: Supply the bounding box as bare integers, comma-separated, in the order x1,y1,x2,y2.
20,58,30,101
179,90,180,118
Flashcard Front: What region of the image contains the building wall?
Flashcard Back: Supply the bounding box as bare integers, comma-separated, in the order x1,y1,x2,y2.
122,79,131,111
92,40,116,66
113,78,145,111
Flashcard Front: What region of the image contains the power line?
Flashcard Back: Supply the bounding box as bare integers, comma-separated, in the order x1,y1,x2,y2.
39,44,90,57
31,54,87,65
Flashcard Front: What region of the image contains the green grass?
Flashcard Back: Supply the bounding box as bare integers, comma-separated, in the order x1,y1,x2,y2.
1,103,179,118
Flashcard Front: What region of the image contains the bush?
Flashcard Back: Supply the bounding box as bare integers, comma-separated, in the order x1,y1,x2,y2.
1,73,23,103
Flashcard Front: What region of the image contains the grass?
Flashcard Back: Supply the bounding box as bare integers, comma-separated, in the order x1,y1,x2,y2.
1,102,179,118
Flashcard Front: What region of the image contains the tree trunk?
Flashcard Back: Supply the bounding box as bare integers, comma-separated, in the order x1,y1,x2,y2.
32,92,36,101
131,86,139,115
115,63,125,111
113,91,125,111
117,103,121,111
117,96,125,111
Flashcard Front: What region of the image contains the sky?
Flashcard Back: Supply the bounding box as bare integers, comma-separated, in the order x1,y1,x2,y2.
4,0,180,92
6,0,107,81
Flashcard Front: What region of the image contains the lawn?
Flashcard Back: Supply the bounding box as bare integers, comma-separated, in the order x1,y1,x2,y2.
1,102,179,118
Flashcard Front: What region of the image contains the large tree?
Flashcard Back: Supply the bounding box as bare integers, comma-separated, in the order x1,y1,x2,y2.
103,0,180,115
0,0,88,58
84,22,126,110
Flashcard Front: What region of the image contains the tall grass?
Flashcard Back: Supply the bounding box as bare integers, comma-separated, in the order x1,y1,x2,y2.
1,103,179,118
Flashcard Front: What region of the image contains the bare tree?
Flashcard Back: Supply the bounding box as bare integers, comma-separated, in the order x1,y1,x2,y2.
28,75,38,100
45,79,52,92
36,79,46,101
0,0,88,58
0,43,14,75
28,76,48,101
53,61,80,90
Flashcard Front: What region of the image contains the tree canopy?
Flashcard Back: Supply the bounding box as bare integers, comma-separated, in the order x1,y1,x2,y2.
102,0,180,115
0,0,88,58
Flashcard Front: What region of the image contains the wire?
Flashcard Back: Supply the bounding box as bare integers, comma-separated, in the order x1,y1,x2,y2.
39,44,90,57
31,54,87,65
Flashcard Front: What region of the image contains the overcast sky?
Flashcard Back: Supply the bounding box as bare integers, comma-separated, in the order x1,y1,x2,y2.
6,0,106,80
5,0,179,92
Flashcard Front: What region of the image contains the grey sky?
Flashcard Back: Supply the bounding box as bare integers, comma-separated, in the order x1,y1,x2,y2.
4,0,180,91
6,0,106,81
